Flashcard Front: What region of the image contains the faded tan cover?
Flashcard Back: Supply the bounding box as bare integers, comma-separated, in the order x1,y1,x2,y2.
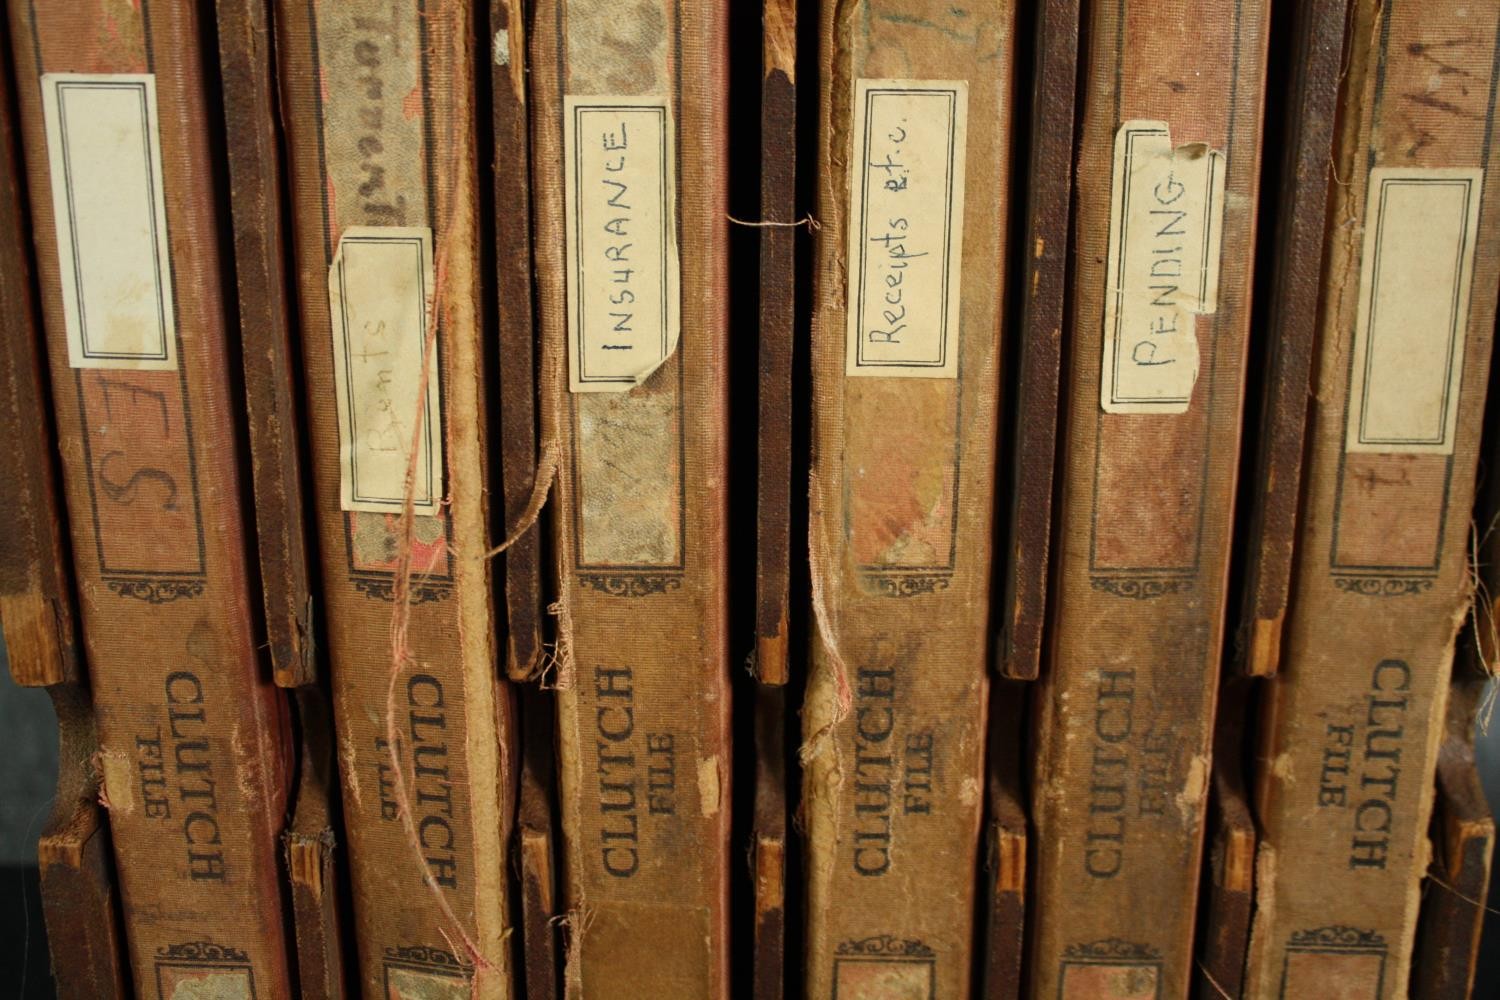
8,1,295,993
529,1,732,996
803,4,1017,997
1245,4,1500,998
1027,2,1270,998
274,2,516,996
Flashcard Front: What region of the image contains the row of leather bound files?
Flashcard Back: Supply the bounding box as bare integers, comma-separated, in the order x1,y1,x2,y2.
2,0,1500,998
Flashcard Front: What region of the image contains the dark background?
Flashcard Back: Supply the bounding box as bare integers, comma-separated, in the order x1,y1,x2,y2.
0,644,66,998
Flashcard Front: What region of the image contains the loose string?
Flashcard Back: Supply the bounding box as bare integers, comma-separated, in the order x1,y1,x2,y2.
726,211,821,230
1196,961,1233,1000
382,3,495,984
484,440,560,561
799,465,852,768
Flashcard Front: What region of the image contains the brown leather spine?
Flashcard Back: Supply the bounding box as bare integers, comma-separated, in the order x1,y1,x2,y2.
1245,4,1500,996
214,3,349,995
517,688,561,1000
283,688,348,1000
0,41,129,997
804,3,1018,996
752,685,788,1000
273,1,516,995
214,0,316,692
1411,675,1493,1000
981,682,1028,1000
752,7,796,977
1234,0,1348,680
491,0,544,682
996,0,1079,682
529,0,732,994
0,35,77,694
1197,677,1256,1000
1028,3,1271,997
8,1,295,992
755,0,796,687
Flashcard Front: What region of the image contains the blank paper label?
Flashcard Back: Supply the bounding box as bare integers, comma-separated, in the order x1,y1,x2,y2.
1346,167,1483,454
1100,120,1226,414
564,96,680,393
41,73,176,370
328,227,443,515
845,79,968,378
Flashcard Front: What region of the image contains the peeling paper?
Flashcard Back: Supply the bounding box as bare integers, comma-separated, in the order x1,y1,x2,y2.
1177,753,1210,818
99,750,135,814
564,96,681,392
1100,120,1226,414
697,757,721,817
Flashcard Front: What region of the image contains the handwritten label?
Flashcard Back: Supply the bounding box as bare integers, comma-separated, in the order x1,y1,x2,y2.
41,73,176,370
321,5,424,230
1346,167,1482,454
845,79,967,378
564,96,679,392
1100,120,1225,414
327,227,443,515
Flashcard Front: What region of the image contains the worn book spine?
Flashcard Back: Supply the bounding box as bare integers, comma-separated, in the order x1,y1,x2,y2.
803,3,1018,996
0,44,128,997
216,0,316,693
752,685,788,1000
981,682,1028,1000
755,0,797,687
491,0,544,681
281,691,347,1000
754,0,797,988
996,0,1078,681
1027,2,1271,997
214,2,349,996
1245,3,1500,997
1197,677,1256,999
35,685,133,999
274,2,515,996
7,1,295,992
517,688,561,1000
529,0,732,993
516,689,564,1000
1411,673,1493,1000
1234,0,1348,679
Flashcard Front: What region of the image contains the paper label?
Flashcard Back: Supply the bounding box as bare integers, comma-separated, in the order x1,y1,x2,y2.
1100,120,1226,414
564,96,680,392
327,227,443,515
1346,167,1483,454
1280,940,1386,999
845,79,968,378
41,73,176,370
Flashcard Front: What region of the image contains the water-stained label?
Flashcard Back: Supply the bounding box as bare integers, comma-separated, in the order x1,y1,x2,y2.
1346,167,1483,455
41,73,176,370
564,96,680,392
319,3,424,230
1100,120,1225,414
846,79,968,378
327,226,443,515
